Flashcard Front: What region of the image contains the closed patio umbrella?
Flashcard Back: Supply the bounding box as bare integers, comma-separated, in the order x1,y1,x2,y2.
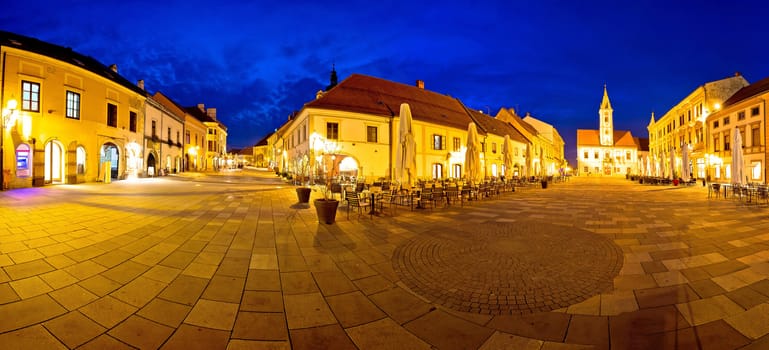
502,135,514,178
465,122,481,184
732,127,744,185
395,103,417,188
681,145,690,182
669,148,675,180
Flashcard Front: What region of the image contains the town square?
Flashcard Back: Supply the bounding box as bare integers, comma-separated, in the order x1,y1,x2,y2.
1,170,768,349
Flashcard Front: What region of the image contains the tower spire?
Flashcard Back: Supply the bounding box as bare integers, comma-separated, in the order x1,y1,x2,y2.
601,84,612,110
599,84,614,146
325,63,338,91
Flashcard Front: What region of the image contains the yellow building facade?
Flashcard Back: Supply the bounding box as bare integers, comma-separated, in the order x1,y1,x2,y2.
271,74,560,184
647,74,748,180
705,76,769,183
1,31,146,189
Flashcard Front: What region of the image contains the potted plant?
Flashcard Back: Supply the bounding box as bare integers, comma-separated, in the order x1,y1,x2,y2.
295,155,312,203
313,183,339,224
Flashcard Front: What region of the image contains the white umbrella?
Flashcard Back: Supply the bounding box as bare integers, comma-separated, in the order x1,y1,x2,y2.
658,155,664,177
395,103,417,188
669,148,675,180
681,145,690,182
502,135,514,178
732,127,744,185
645,155,651,177
465,122,481,184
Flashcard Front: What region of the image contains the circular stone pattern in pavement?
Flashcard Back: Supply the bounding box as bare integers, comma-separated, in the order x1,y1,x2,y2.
392,221,623,315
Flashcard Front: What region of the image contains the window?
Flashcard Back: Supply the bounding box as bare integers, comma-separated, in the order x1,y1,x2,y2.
21,81,40,112
583,151,588,159
583,166,588,173
129,111,137,132
433,134,445,150
431,163,443,179
724,135,730,151
326,122,338,140
594,151,598,159
752,107,760,116
167,127,172,142
452,164,462,178
713,137,720,151
106,103,117,127
723,116,730,125
752,161,762,180
491,142,497,154
366,126,377,143
738,111,746,121
186,130,190,144
151,120,157,138
76,146,86,175
66,91,80,119
753,127,761,147
177,131,180,144
626,151,631,160
453,137,461,152
713,120,719,128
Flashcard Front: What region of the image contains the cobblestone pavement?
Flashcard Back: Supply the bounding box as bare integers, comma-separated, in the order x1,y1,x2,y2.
1,170,769,349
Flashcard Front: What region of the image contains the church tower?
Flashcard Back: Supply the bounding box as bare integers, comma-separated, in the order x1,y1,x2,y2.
599,85,614,146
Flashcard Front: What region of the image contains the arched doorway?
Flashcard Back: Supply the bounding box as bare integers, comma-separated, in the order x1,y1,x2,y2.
44,141,65,184
100,143,120,180
338,156,359,181
147,153,156,176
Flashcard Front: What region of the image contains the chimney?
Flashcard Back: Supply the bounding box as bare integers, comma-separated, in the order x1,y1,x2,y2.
735,71,741,77
416,80,424,89
316,90,324,99
137,79,144,90
109,64,117,73
207,107,217,120
197,103,205,112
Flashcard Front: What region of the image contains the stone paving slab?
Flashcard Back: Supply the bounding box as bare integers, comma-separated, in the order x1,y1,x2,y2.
1,172,769,348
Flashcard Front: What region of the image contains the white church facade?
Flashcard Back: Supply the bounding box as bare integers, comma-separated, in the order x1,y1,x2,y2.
577,86,645,176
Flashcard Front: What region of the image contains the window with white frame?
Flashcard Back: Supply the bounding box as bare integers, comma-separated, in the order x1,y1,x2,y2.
22,81,40,112
431,163,443,179
66,91,80,119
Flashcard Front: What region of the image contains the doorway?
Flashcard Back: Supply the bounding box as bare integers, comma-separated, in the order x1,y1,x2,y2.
101,143,120,180
44,141,64,184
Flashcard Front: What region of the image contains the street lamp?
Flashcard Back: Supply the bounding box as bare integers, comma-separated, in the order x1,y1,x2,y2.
1,99,19,190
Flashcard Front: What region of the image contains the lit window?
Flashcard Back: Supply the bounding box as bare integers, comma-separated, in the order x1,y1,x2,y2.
433,134,444,150
752,161,762,180
66,91,80,119
453,137,461,152
76,146,86,175
431,163,443,179
22,81,40,112
491,142,497,154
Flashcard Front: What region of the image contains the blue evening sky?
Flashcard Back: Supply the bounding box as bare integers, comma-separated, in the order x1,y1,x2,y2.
3,0,769,164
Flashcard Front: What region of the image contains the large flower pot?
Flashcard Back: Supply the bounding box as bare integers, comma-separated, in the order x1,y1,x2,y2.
314,199,339,224
296,187,311,203
541,180,548,189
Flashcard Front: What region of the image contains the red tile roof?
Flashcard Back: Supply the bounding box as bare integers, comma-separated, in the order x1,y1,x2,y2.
723,75,769,108
465,107,529,144
304,74,474,130
577,129,637,147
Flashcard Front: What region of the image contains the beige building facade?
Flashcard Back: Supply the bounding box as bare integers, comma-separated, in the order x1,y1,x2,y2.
647,74,748,180
144,94,184,176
